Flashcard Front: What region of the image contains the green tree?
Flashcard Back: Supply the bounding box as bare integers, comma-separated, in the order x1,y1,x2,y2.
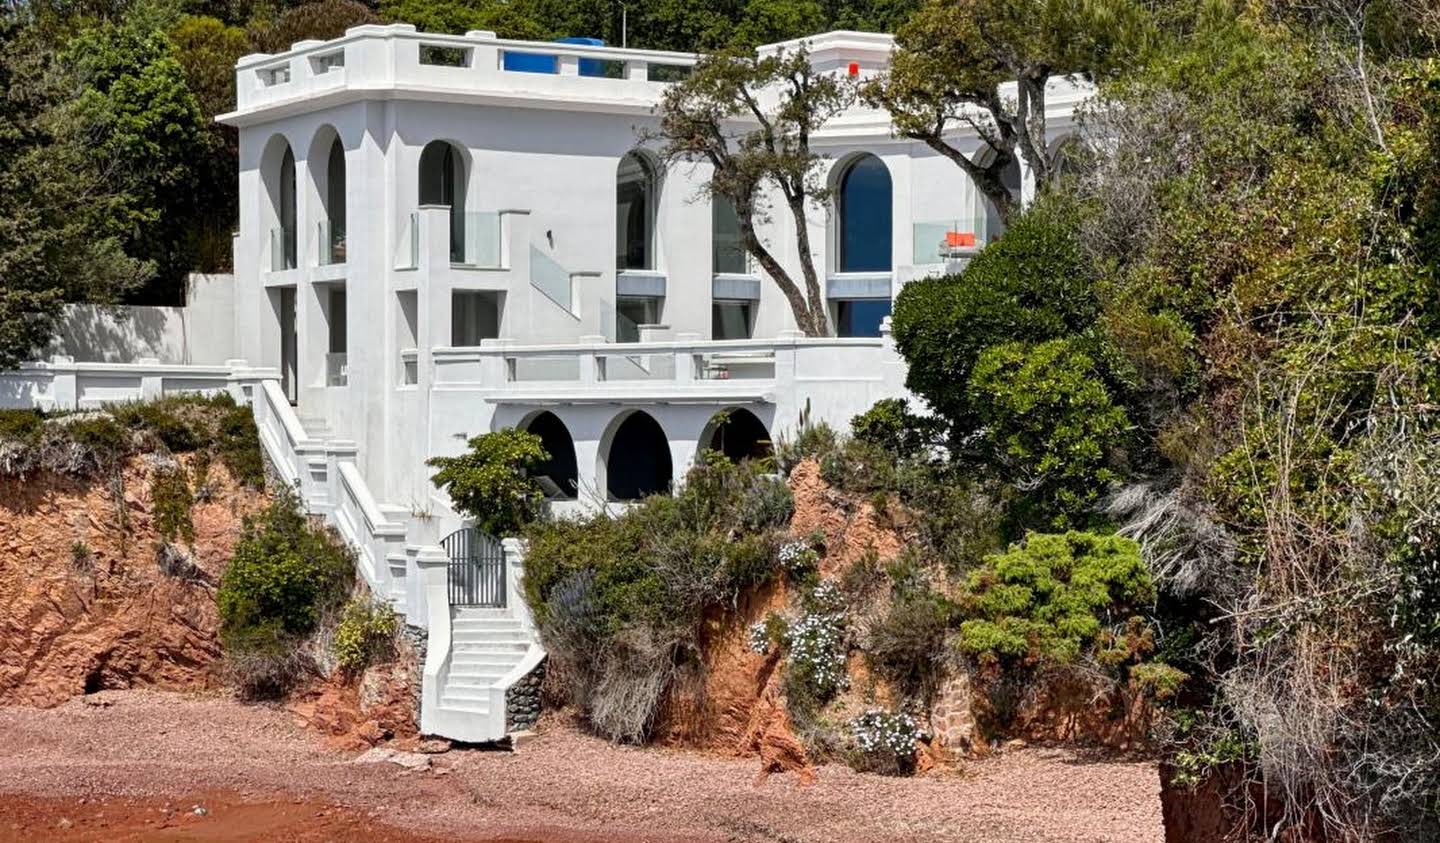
0,19,149,368
648,46,853,336
428,428,549,535
863,0,1149,218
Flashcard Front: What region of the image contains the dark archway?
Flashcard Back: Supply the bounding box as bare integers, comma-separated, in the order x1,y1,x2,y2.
704,408,772,463
524,411,578,500
606,410,672,500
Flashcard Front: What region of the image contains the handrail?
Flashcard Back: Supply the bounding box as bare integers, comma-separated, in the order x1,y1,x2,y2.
259,379,314,448
432,336,885,358
338,462,406,537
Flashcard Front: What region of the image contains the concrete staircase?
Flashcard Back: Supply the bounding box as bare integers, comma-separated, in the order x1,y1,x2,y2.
438,609,533,715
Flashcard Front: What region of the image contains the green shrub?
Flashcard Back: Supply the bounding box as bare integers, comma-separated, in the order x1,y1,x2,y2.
969,338,1129,529
957,531,1153,669
212,395,265,488
866,587,955,701
150,465,195,544
0,408,45,445
70,540,94,575
111,398,203,453
522,456,790,743
62,415,133,473
218,492,354,696
850,398,941,458
774,403,838,472
333,596,399,673
428,428,548,536
891,198,1096,433
848,708,924,776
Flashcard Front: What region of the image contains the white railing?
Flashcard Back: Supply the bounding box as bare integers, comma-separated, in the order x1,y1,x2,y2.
0,356,235,411
430,335,893,391
234,25,697,115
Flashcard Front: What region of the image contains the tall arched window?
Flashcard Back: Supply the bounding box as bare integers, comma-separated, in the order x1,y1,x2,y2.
616,152,657,271
323,138,345,264
419,141,466,262
278,146,297,270
604,410,671,500
836,154,892,273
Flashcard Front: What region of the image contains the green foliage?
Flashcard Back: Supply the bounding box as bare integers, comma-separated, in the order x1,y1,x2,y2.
0,408,45,446
957,531,1152,668
333,596,399,674
150,465,194,544
523,456,789,742
849,398,939,458
891,198,1096,432
428,428,549,536
865,586,955,701
218,492,354,695
969,338,1129,528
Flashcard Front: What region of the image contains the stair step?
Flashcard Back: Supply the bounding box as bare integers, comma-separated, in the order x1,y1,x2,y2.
452,630,531,642
441,686,492,703
446,675,502,690
438,701,492,716
450,657,521,671
453,608,511,619
452,618,524,630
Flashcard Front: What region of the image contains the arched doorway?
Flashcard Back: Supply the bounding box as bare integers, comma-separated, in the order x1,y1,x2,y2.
322,136,345,263
419,140,467,262
604,410,672,500
702,408,772,463
523,411,578,500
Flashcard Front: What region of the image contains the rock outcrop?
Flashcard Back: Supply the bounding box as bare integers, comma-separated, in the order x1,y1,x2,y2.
0,456,267,706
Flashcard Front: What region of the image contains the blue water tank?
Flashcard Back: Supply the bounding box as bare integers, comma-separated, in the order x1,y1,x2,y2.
501,37,608,77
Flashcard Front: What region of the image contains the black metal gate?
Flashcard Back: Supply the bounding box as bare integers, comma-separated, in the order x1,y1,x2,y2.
442,527,506,607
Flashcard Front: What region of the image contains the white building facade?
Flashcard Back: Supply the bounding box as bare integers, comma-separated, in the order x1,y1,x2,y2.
217,24,1088,521
1,26,1090,742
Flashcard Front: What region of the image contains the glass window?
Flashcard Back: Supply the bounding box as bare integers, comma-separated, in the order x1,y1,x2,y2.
279,146,296,269
452,291,501,346
617,153,655,270
835,299,891,338
616,295,660,343
712,301,754,340
712,196,747,275
420,141,465,263
837,155,892,273
327,289,346,354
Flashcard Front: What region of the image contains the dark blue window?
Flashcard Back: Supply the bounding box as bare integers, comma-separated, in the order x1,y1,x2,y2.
838,155,892,273
836,299,892,338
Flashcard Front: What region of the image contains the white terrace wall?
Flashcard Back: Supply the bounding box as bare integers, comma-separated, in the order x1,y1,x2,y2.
45,274,238,365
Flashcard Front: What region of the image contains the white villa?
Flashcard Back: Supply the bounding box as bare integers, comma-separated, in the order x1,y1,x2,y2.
1,25,1090,743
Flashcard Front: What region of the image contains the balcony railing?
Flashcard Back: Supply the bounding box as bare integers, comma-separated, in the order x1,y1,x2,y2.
395,212,419,270
326,352,349,386
270,226,297,271
912,217,990,266
318,219,346,266
453,211,502,268
399,349,418,385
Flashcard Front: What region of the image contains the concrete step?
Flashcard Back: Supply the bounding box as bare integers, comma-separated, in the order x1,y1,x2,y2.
452,608,511,620
452,618,524,631
452,643,531,657
446,675,505,690
441,686,493,704
438,701,492,716
451,630,531,643
450,657,521,673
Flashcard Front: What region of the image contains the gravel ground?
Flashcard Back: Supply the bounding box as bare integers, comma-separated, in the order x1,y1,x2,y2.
0,690,1163,842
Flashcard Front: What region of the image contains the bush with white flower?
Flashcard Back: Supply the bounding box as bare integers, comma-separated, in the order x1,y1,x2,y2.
785,610,848,702
848,708,926,775
777,539,820,576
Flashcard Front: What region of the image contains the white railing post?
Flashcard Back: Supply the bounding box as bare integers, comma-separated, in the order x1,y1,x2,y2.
502,537,533,634
557,54,579,76
578,335,605,384
137,357,163,401
624,59,647,81
416,544,451,736
674,331,700,385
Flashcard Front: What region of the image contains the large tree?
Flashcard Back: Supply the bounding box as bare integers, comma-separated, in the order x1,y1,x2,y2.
862,0,1147,219
0,19,150,368
647,46,853,337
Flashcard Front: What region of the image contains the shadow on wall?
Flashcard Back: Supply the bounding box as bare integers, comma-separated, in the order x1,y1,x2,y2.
45,274,237,365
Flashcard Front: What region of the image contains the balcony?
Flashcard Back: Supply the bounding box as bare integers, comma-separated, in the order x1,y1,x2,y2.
428,335,900,406
318,219,346,266
912,217,991,266
270,226,297,272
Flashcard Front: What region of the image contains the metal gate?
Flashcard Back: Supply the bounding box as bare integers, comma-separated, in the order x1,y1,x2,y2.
441,527,506,607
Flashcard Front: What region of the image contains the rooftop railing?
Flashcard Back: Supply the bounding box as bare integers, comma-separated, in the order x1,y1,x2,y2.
233,25,698,115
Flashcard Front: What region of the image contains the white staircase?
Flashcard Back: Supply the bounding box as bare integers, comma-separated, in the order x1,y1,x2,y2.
438,610,532,714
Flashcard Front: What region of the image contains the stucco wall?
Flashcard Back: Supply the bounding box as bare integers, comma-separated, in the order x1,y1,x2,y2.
46,274,238,365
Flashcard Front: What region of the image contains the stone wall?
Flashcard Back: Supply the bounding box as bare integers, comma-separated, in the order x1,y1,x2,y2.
505,658,545,732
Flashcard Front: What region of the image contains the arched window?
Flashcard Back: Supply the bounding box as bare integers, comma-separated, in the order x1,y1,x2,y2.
836,154,892,273
616,152,657,271
703,408,772,463
278,145,297,270
605,410,671,500
524,411,578,500
323,138,345,264
419,141,467,262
